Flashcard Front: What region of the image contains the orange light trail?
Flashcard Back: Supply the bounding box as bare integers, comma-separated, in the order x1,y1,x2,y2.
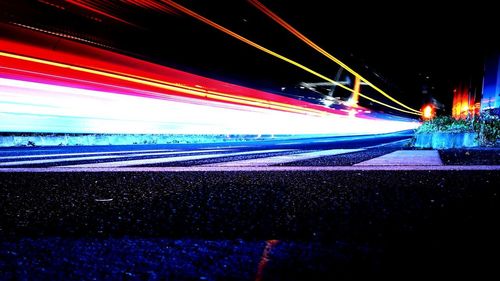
0,51,334,117
161,0,353,93
356,92,418,115
163,0,420,116
247,0,421,114
65,0,136,26
125,0,177,15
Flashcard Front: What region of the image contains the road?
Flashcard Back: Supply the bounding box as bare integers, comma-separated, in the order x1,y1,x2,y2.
0,132,416,169
1,131,499,280
2,131,498,170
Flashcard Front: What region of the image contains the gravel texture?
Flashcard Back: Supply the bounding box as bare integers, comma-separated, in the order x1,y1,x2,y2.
1,170,499,280
280,147,401,166
439,148,500,165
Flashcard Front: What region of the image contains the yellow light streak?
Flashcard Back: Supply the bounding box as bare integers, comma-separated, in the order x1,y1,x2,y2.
248,0,421,114
357,92,418,115
163,0,421,116
162,0,353,93
0,51,328,116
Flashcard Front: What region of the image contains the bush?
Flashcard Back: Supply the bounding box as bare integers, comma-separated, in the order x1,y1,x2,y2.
475,112,500,145
416,111,500,146
416,116,474,133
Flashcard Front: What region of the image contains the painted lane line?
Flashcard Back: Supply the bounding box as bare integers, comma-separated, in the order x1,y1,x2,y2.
363,138,411,149
0,149,227,166
1,165,500,172
62,149,294,168
0,149,60,154
0,149,174,160
202,149,364,167
355,150,443,166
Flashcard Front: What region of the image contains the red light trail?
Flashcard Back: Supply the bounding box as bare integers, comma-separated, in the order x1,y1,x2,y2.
0,23,419,135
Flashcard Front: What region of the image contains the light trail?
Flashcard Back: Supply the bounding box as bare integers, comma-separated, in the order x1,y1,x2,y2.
0,23,419,136
162,0,421,116
0,24,356,117
125,0,177,15
160,1,353,93
0,77,419,135
0,51,330,117
247,0,421,115
65,0,135,26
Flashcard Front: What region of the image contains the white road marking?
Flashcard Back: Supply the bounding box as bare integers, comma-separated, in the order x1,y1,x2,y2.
0,149,226,166
0,149,57,153
0,149,173,160
62,149,294,168
1,165,499,172
203,149,364,167
363,139,411,149
355,150,443,166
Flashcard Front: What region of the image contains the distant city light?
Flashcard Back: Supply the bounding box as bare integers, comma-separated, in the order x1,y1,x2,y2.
422,104,434,120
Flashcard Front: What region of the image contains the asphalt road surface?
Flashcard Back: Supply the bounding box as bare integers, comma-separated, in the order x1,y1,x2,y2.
1,131,499,280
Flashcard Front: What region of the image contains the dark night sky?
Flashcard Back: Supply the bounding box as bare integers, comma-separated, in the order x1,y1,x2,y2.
130,0,496,112
1,0,497,114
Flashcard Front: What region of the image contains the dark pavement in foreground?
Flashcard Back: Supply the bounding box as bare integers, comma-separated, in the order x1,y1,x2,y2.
1,132,499,280
1,169,499,280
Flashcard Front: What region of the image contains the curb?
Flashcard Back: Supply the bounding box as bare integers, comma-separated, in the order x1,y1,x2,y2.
1,133,356,147
413,132,478,149
0,134,286,147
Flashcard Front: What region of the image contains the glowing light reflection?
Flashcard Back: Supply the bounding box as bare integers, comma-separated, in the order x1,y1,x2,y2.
0,78,420,135
0,50,338,117
164,0,421,116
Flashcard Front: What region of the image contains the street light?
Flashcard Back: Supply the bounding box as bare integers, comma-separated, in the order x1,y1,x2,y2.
422,104,434,120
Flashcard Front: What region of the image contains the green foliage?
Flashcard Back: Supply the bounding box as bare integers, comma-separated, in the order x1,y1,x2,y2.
475,112,500,146
416,111,500,146
416,116,474,133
